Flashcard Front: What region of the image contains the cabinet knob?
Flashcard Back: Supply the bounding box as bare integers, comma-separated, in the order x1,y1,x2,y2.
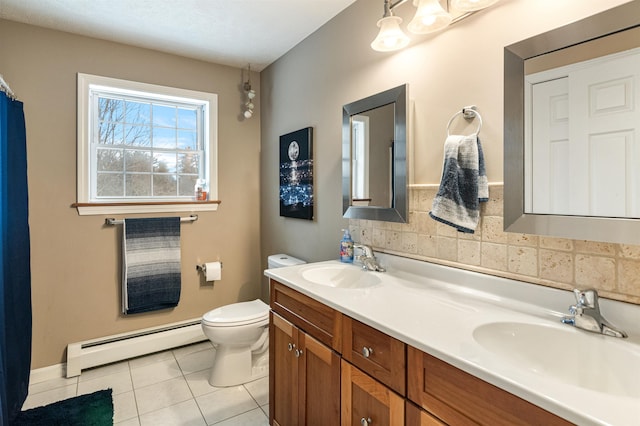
295,348,303,358
288,343,294,352
361,417,372,426
362,347,374,358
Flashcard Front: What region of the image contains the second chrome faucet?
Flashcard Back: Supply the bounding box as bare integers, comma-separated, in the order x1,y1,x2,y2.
561,289,627,338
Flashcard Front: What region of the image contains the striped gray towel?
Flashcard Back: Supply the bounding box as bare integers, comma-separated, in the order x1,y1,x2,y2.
122,217,181,314
430,134,488,233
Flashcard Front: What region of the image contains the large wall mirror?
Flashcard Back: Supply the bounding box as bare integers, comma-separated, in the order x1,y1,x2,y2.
504,1,640,244
342,84,408,222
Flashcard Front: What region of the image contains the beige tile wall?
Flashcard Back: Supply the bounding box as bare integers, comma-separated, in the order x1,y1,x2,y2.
350,185,640,305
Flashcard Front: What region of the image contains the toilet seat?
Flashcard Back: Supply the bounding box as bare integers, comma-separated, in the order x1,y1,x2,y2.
202,299,269,327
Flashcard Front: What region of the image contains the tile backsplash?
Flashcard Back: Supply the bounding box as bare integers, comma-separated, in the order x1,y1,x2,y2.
349,184,640,305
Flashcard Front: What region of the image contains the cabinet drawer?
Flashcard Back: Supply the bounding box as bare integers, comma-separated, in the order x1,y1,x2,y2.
342,316,406,395
407,346,573,426
341,360,404,426
270,280,342,352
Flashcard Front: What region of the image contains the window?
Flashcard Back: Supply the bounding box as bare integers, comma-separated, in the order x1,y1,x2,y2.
351,115,370,201
76,73,218,215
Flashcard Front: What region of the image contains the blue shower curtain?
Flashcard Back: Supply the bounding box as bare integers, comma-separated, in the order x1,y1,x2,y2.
0,92,31,425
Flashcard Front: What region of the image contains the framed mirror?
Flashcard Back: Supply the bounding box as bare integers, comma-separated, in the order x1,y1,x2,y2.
342,84,408,222
504,2,640,244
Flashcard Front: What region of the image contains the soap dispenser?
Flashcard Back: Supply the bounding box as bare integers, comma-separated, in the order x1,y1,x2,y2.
340,229,354,263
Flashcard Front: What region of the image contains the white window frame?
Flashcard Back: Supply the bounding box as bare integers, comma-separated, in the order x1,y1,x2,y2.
76,73,218,215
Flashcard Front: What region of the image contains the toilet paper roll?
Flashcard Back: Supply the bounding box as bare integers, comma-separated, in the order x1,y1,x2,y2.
205,261,222,281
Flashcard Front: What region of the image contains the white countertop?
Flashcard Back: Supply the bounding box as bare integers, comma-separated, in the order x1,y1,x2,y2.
265,253,640,426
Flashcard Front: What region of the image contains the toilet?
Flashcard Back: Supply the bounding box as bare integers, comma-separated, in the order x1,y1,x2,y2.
201,254,305,387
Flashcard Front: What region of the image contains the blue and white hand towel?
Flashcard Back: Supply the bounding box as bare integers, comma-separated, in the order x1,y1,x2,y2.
122,217,181,314
430,134,488,233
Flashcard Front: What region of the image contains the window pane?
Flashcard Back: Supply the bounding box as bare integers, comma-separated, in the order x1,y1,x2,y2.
99,98,124,122
99,122,124,145
178,108,197,130
124,124,151,146
97,173,123,197
97,149,123,171
85,76,214,203
153,175,177,196
177,153,199,174
126,174,151,196
177,130,197,150
153,104,176,127
179,175,198,197
153,127,176,149
125,101,150,124
153,152,176,173
125,150,152,172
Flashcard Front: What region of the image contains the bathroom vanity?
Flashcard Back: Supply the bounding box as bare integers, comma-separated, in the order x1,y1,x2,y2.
265,253,640,426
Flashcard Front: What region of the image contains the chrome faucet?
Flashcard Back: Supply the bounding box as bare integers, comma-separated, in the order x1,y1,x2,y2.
561,289,627,338
354,244,385,272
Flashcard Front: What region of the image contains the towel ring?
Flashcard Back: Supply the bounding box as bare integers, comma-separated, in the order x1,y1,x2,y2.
446,106,483,136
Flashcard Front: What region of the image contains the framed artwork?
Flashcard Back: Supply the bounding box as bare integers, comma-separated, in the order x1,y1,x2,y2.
279,127,313,220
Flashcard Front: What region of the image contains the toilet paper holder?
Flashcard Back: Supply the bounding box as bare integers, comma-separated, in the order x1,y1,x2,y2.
196,262,223,273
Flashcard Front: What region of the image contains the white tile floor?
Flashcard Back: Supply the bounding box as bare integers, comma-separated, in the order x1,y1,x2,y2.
23,341,269,425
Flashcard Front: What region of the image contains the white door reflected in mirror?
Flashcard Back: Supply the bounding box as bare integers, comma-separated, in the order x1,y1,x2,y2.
525,47,640,218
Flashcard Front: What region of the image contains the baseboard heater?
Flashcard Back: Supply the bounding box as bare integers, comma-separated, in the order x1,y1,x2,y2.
66,317,206,378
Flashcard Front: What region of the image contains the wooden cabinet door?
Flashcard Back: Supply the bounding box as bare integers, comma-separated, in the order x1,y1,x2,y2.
270,312,299,426
271,312,341,426
298,331,341,426
341,360,404,426
405,401,447,426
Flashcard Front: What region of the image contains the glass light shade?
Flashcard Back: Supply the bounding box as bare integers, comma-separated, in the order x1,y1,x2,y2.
450,0,499,12
371,16,411,52
407,0,452,34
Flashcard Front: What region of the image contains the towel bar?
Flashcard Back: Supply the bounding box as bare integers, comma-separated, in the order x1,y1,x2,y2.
105,214,198,226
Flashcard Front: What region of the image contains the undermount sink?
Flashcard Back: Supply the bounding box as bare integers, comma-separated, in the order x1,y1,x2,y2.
473,322,640,397
301,264,381,289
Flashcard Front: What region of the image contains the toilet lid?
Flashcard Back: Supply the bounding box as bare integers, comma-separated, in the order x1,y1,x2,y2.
203,299,269,326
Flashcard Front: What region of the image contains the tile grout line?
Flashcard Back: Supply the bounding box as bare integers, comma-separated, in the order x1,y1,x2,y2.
172,346,209,425
125,360,142,425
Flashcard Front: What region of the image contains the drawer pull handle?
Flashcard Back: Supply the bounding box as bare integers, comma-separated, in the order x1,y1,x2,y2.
361,417,372,426
295,348,303,358
288,343,294,352
362,347,374,358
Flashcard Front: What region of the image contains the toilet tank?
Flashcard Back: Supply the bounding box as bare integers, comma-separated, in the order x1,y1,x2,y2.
268,254,305,269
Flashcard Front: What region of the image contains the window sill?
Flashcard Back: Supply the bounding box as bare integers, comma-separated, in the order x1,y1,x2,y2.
72,201,221,216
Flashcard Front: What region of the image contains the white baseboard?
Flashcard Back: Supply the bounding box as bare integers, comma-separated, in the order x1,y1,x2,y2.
66,318,205,378
30,363,66,385
30,318,206,384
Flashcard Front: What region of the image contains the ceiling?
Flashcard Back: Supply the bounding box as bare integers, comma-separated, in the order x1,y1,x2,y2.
0,0,358,71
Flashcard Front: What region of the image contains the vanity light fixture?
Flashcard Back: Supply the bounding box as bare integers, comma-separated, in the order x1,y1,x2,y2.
370,0,411,52
407,0,452,34
371,0,499,52
243,64,256,119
